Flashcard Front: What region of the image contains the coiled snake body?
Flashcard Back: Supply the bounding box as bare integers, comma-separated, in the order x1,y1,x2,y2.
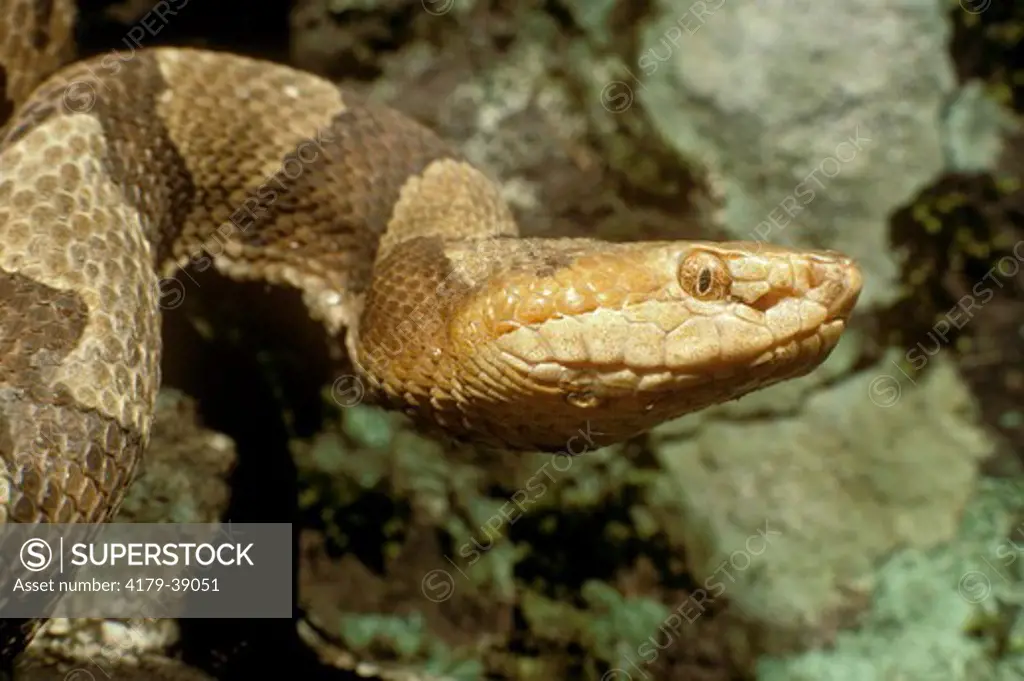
0,0,863,672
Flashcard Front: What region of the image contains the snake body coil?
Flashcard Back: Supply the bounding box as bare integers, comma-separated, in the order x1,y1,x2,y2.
0,0,863,670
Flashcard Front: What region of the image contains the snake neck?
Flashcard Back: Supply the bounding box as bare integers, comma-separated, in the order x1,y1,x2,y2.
345,235,498,444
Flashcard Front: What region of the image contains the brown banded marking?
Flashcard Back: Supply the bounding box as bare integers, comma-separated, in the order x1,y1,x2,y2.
4,54,199,266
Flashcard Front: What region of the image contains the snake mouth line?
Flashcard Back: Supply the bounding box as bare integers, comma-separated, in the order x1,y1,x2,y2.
500,317,847,397
747,318,845,369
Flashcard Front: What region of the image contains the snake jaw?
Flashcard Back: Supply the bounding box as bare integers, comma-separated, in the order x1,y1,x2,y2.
437,242,864,451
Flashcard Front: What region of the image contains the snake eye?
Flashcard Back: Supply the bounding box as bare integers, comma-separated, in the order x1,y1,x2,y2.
679,251,730,300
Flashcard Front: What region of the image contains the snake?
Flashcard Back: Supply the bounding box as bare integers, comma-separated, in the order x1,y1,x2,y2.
0,0,863,673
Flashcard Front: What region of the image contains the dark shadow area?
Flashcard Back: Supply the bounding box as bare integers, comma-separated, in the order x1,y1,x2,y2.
74,0,292,63
158,266,343,678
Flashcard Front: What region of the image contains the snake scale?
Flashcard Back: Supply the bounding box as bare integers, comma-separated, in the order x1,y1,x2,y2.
0,0,863,675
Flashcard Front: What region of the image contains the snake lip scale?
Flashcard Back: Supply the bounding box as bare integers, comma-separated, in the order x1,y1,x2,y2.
0,0,864,667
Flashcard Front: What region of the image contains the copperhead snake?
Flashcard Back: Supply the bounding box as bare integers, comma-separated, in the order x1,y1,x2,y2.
0,0,863,674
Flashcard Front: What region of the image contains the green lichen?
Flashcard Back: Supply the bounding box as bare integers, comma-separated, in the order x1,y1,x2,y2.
341,404,396,451
563,0,620,47
519,581,671,677
337,611,485,680
580,581,670,664
758,477,1024,681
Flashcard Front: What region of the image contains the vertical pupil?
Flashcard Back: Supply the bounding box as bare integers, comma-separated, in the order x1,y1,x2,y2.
698,267,712,294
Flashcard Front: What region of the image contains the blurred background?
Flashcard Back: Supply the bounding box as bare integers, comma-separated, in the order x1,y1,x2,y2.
29,0,1024,679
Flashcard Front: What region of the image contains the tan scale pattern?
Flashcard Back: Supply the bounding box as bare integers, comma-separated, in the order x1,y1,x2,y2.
0,114,161,433
0,0,864,665
0,0,74,126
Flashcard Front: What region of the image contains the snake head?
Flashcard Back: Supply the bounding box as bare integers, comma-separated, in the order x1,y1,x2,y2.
354,237,862,453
